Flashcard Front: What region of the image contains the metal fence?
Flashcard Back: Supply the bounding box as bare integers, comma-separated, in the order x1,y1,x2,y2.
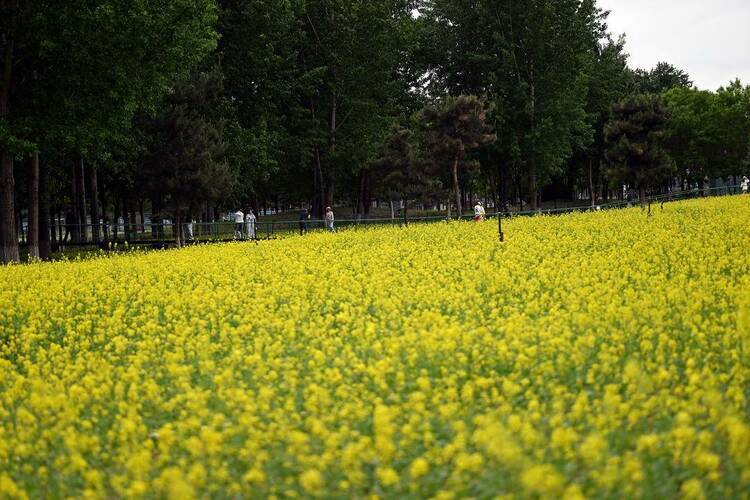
32,184,746,250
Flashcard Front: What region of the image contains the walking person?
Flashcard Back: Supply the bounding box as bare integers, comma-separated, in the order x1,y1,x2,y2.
325,206,336,233
473,201,486,222
246,209,257,240
298,207,310,235
233,209,244,240
742,176,749,194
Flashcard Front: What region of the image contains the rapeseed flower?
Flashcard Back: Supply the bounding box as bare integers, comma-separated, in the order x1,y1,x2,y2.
0,196,748,497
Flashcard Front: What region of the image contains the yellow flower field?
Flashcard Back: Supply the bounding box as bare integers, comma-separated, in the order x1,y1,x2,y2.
1,196,749,499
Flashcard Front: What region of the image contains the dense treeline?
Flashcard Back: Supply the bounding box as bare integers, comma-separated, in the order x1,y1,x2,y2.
1,0,749,262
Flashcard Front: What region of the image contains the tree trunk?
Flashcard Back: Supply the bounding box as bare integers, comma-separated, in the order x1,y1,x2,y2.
88,166,100,243
452,155,462,217
0,0,19,263
0,152,18,263
47,203,56,251
128,199,137,239
324,176,334,213
16,207,23,245
75,158,87,243
362,172,369,217
99,177,108,243
39,156,51,259
56,208,63,243
121,196,129,241
498,161,507,214
601,165,608,202
27,152,40,259
69,162,78,242
313,147,324,218
588,158,595,207
529,159,539,211
357,170,367,219
49,213,56,247
529,61,539,212
638,185,647,207
113,196,120,240
325,86,337,214
151,196,161,239
174,212,183,248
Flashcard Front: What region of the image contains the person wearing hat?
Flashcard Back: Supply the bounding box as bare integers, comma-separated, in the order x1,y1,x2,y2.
325,206,336,232
473,200,486,222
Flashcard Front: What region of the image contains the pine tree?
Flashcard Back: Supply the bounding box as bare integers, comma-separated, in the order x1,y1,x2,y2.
372,126,439,224
143,68,235,247
419,96,495,216
605,94,674,206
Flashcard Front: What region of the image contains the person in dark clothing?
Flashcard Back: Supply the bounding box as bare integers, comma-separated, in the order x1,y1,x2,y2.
64,211,76,242
299,207,310,235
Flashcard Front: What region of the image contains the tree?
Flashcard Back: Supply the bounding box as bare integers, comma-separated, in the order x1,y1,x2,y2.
419,95,495,216
218,0,301,213
664,82,750,188
1,0,218,262
218,0,420,219
712,81,750,180
580,35,631,205
631,62,692,94
605,94,673,206
371,126,439,223
419,0,604,210
663,87,719,186
0,0,28,262
142,68,235,247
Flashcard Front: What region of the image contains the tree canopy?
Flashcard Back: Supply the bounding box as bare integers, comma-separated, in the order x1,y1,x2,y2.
2,0,750,262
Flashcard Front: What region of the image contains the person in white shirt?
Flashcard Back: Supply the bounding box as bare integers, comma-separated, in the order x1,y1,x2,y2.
742,176,749,194
245,210,257,240
233,210,244,239
325,207,335,232
473,201,485,222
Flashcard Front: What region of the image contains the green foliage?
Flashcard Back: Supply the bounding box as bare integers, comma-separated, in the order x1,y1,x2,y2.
8,0,218,158
371,126,440,209
218,0,420,212
605,94,674,201
420,0,604,204
631,62,692,94
712,81,750,177
664,81,750,183
418,95,495,214
142,67,234,214
663,87,720,183
3,0,750,244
